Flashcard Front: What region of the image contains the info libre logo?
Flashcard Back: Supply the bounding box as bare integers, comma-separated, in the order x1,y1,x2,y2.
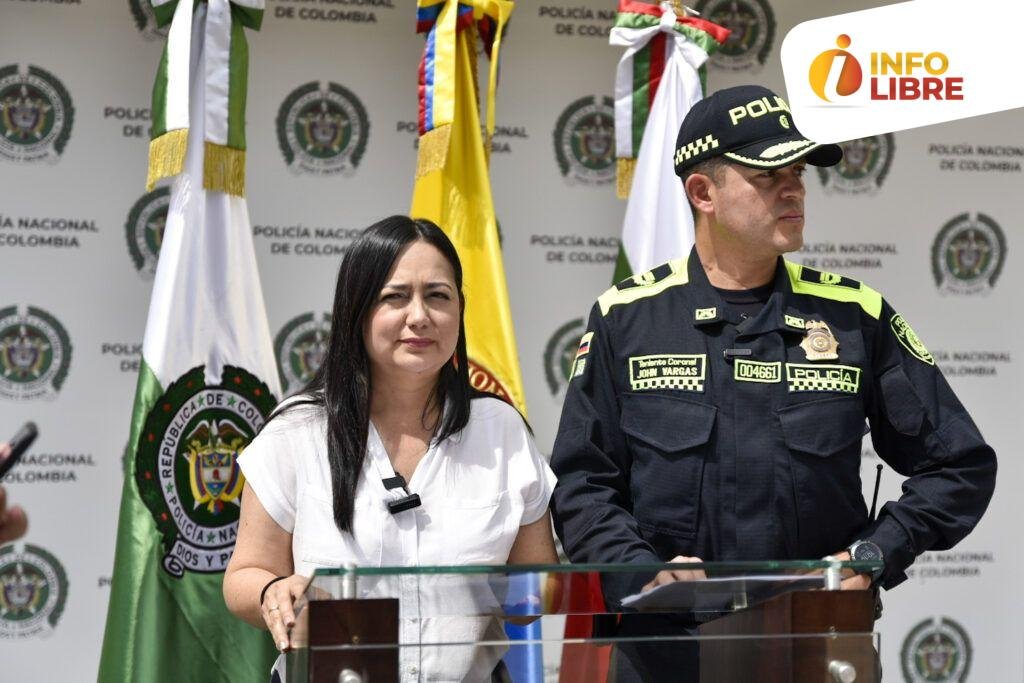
808,35,963,103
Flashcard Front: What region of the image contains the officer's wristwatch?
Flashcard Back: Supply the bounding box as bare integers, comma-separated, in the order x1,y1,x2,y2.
847,540,884,582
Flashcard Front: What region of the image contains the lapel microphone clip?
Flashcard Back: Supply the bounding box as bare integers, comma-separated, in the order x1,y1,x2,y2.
382,474,422,515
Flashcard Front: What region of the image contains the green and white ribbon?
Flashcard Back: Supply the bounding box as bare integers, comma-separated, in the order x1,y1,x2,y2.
611,2,728,281
147,0,263,196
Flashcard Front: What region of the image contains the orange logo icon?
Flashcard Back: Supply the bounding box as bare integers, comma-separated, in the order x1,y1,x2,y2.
809,34,863,102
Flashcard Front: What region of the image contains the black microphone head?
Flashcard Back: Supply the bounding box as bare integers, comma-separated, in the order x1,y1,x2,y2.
9,422,39,459
386,493,421,515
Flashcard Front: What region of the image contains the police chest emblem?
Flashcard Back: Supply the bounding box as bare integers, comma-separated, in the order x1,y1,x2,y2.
135,365,276,578
800,320,839,360
629,354,706,392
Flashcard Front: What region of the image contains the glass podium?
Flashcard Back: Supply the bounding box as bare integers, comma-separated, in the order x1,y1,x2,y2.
283,560,882,682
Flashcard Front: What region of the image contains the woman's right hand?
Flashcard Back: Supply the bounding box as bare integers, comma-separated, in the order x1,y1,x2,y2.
260,574,310,652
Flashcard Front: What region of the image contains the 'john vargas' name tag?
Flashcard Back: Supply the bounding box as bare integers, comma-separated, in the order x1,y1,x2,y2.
786,363,861,394
734,359,781,383
629,354,706,392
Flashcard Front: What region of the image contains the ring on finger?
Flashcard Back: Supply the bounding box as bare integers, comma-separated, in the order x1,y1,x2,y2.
268,605,280,612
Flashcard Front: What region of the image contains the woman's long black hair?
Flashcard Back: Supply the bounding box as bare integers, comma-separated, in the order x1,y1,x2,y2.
276,215,471,533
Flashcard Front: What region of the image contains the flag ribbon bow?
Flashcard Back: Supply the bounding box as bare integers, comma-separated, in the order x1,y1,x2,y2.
415,0,514,177
612,0,729,198
146,0,264,196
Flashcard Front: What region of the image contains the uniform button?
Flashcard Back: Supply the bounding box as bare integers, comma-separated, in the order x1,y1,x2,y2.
409,666,418,674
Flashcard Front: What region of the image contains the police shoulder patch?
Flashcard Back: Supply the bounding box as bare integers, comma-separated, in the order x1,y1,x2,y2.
598,257,689,316
569,331,594,381
785,261,883,320
890,314,934,365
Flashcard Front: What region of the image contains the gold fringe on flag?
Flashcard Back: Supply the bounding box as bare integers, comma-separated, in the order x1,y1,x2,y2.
203,142,246,197
146,128,189,191
616,157,637,199
416,125,452,178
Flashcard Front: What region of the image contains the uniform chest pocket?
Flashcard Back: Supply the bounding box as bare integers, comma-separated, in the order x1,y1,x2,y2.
776,395,865,457
294,488,383,569
620,393,717,538
776,396,868,551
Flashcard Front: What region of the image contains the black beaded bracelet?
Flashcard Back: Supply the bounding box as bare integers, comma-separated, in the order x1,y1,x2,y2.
260,576,287,606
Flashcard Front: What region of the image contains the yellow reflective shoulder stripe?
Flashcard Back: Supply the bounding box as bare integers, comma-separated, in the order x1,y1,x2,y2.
785,260,882,320
598,257,690,316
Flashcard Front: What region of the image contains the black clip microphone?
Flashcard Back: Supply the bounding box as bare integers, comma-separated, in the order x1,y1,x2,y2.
0,422,38,479
383,474,421,515
722,348,753,361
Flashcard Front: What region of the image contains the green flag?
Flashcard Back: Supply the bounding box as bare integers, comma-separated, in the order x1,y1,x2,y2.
99,2,279,680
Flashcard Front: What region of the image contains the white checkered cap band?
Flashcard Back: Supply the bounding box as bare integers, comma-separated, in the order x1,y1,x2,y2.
674,134,720,166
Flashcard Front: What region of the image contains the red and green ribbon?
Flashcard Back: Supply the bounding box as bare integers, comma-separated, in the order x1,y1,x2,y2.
613,1,729,197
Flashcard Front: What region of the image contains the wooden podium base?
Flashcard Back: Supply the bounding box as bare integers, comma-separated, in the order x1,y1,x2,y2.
699,590,876,683
308,598,399,683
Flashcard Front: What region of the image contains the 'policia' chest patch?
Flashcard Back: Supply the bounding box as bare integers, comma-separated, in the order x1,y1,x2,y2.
628,354,706,392
786,363,861,394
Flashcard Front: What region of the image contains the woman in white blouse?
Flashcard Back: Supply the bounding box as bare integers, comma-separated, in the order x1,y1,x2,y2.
223,216,559,680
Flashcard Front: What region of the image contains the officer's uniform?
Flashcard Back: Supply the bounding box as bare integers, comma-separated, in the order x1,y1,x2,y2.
549,84,997,680
550,249,996,678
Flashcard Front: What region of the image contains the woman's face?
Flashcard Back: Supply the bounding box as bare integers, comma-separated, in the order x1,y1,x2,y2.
363,240,461,384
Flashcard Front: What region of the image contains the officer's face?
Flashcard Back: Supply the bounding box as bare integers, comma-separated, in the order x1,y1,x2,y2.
707,161,807,259
363,240,462,385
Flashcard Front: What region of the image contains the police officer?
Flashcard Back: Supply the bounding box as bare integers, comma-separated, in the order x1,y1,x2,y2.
549,85,997,681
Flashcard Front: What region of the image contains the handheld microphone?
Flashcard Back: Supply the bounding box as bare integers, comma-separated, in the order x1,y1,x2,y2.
382,474,421,515
0,422,38,478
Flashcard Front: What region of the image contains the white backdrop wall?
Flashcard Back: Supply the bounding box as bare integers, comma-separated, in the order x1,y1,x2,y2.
0,1,1019,681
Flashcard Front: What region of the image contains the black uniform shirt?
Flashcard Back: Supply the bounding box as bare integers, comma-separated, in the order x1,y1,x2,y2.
550,247,996,604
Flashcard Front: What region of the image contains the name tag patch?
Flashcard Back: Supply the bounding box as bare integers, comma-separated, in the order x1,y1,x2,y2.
734,359,781,383
629,354,706,392
786,363,861,394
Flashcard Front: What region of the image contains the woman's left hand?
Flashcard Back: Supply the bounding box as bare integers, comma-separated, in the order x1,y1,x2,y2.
261,574,311,652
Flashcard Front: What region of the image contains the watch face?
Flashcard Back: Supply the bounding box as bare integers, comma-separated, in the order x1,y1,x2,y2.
853,542,882,561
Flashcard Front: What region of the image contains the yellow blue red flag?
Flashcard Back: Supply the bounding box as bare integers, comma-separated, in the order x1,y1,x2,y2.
411,0,526,415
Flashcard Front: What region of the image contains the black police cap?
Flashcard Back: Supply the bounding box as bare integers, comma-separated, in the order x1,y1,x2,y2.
673,85,842,177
